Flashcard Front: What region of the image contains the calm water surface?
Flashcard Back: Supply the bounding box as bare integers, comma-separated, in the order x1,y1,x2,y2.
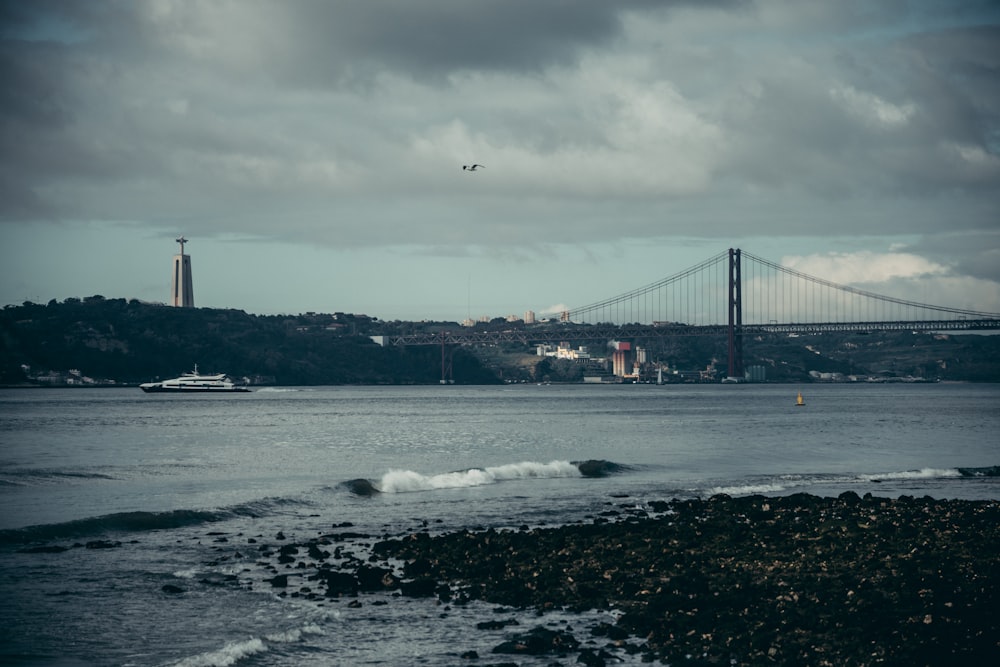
1,383,998,665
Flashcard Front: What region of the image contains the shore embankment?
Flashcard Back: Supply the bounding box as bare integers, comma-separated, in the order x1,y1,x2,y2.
372,492,998,666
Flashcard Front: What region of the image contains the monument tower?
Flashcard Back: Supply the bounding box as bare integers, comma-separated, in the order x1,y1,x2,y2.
171,236,194,307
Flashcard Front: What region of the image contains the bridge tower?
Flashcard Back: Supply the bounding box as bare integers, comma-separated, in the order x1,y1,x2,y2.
171,236,194,308
727,248,743,379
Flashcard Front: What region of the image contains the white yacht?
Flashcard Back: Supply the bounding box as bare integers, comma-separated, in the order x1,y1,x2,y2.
140,366,251,393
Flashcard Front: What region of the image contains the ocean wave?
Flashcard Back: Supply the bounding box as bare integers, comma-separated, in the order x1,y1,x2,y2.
0,469,117,487
859,468,962,482
169,624,326,667
708,482,795,496
380,460,583,493
706,466,995,498
0,509,224,545
170,638,267,667
342,459,628,496
957,465,1000,477
0,496,312,545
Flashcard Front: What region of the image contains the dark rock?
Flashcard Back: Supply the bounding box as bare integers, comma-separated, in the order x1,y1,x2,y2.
575,460,626,478
400,576,438,598
357,564,399,591
315,570,358,597
268,574,288,588
577,648,606,666
403,557,433,577
372,493,1000,666
477,618,519,630
343,478,380,496
84,540,120,549
18,545,70,553
161,584,185,594
307,543,329,560
492,626,579,655
838,490,862,505
590,622,628,640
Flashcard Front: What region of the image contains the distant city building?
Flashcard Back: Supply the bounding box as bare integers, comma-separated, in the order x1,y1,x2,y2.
171,236,194,307
610,341,632,377
524,310,536,324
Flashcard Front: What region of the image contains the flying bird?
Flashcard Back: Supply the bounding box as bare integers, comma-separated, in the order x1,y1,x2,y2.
462,164,485,171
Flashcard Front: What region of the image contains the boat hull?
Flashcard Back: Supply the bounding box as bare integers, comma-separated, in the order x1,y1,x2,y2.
140,385,251,393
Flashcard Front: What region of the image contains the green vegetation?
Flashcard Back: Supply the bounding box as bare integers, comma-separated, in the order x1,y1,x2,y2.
0,298,497,386
2,298,998,386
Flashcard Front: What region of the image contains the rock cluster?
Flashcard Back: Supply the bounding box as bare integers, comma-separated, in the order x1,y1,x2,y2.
32,493,985,665
374,492,1000,666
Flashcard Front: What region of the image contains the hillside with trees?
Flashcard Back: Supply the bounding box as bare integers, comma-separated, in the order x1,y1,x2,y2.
2,298,998,386
0,298,496,386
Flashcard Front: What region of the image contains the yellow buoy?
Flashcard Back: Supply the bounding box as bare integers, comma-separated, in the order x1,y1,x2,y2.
796,392,805,406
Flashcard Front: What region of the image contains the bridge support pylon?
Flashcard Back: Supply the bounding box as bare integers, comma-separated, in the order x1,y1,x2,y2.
440,335,454,384
727,248,744,379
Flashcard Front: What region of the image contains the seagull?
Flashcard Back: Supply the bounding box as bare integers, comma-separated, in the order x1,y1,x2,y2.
462,164,485,171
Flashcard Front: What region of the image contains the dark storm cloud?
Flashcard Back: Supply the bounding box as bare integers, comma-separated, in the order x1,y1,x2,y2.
0,0,996,253
219,0,744,84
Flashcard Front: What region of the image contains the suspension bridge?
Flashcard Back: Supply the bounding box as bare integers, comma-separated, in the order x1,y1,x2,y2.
378,248,1000,380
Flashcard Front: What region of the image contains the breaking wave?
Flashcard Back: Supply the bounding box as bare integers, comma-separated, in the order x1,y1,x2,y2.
380,460,582,493
169,623,326,667
343,459,628,495
707,466,998,497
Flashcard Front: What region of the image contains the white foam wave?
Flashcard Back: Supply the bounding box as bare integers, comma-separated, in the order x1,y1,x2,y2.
378,460,581,493
860,468,961,482
265,624,326,643
710,468,963,498
171,638,266,667
709,483,789,496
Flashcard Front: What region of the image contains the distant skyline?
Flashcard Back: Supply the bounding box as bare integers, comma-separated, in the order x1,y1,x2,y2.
2,1,998,321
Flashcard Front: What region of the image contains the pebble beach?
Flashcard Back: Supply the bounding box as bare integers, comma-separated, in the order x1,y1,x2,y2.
340,492,1000,666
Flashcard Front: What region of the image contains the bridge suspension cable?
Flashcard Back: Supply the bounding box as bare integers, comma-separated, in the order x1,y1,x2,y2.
566,248,1000,326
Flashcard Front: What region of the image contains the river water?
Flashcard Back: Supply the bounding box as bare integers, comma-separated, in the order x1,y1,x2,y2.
1,383,998,666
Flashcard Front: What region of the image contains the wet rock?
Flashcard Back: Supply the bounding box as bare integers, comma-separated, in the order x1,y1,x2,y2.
161,584,185,594
574,460,626,478
343,478,380,496
492,625,580,655
356,564,398,591
399,576,438,598
314,570,358,597
477,618,519,630
577,647,609,666
18,545,69,554
373,494,1000,666
84,540,120,549
307,543,329,561
267,574,288,588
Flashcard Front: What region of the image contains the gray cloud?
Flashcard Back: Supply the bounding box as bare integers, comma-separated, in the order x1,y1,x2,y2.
1,0,997,271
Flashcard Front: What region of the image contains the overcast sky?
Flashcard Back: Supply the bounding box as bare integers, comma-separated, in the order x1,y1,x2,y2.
2,0,998,321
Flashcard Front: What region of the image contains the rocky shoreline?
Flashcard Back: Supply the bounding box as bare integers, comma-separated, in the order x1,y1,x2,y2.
17,492,998,664
368,492,999,666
